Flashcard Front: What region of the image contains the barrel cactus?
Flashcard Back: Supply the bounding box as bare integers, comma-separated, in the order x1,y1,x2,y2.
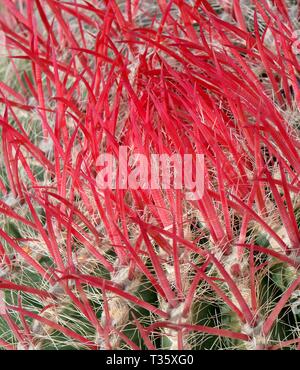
0,0,300,350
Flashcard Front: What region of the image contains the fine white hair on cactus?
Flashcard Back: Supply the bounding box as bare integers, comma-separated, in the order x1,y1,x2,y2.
0,0,300,351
